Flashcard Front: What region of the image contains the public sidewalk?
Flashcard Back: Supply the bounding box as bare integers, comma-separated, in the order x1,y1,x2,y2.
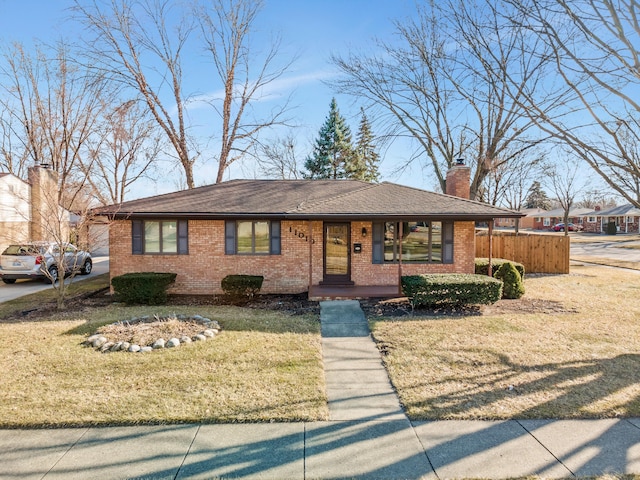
2,300,640,479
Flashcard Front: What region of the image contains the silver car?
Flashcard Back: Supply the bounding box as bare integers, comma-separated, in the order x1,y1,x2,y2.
0,242,92,284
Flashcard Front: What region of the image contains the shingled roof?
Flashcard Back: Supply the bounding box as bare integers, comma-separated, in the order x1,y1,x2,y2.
97,179,522,220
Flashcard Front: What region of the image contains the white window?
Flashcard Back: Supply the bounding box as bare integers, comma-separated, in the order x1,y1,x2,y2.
588,216,596,223
543,218,550,226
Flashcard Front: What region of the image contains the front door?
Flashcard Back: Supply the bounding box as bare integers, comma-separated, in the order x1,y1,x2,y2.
323,223,352,284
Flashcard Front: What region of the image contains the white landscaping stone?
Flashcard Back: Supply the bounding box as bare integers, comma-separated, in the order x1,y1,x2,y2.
86,314,222,354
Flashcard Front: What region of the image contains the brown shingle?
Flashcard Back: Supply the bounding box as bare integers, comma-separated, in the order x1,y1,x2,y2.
97,179,521,220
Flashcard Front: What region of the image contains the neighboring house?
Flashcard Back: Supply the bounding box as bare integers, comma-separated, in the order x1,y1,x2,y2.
581,204,640,234
97,165,522,298
70,213,110,256
534,207,593,230
0,166,69,253
493,208,547,229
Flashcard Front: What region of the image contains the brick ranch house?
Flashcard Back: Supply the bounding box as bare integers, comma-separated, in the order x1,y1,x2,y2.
97,165,522,299
581,204,640,234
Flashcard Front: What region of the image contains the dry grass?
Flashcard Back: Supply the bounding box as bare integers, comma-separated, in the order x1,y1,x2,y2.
571,257,640,271
0,304,327,427
370,265,640,420
0,273,110,319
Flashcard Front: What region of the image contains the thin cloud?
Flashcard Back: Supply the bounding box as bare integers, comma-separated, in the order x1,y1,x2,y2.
184,69,339,111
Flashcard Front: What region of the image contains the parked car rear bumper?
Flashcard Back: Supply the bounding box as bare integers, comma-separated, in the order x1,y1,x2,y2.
0,269,47,281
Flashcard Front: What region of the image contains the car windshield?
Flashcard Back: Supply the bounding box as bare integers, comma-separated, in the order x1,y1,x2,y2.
2,245,45,256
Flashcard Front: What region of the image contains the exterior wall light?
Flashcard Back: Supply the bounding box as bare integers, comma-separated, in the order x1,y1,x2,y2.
361,227,367,237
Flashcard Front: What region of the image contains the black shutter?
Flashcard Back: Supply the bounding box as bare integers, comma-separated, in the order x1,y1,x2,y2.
443,221,454,264
177,220,188,254
372,222,384,264
132,220,143,254
270,221,281,255
225,220,236,255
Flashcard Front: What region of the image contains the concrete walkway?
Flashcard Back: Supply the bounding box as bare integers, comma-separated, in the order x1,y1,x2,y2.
320,300,405,421
3,300,640,479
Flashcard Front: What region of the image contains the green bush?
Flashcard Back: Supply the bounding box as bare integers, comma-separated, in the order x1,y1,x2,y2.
111,272,177,305
221,275,264,300
494,262,525,299
475,258,525,279
401,274,502,308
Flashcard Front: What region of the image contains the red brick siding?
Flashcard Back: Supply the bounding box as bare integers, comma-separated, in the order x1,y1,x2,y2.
109,219,476,295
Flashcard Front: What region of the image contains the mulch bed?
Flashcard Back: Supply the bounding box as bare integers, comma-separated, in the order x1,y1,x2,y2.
5,287,574,323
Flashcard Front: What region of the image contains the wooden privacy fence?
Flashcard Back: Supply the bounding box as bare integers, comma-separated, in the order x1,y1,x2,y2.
476,232,570,274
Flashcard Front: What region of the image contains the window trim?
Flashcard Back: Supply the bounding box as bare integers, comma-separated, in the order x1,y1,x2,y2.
132,219,188,255
372,220,454,264
225,220,281,256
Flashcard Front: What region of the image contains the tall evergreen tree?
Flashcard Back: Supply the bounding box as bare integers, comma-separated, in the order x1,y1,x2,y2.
350,108,380,182
524,181,552,209
303,98,356,179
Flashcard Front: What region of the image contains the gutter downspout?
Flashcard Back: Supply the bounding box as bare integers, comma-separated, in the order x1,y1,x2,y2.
398,221,403,295
488,221,493,277
308,220,313,293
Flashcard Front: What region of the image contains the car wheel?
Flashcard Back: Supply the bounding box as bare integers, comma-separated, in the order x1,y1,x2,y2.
2,279,16,284
80,259,92,275
47,266,59,284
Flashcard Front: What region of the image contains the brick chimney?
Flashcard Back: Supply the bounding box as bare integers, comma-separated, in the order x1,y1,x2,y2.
28,164,60,241
445,158,471,199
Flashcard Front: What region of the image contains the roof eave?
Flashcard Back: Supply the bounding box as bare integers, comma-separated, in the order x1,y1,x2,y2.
104,211,524,221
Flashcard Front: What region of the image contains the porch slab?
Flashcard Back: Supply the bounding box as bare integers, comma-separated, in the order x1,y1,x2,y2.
310,284,402,300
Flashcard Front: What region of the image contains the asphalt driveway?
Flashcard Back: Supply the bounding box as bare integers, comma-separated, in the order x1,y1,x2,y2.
571,238,640,263
0,256,109,304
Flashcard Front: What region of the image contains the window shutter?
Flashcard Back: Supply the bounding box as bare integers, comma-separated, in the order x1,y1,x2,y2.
177,220,188,254
270,221,281,255
372,222,384,264
132,220,143,255
225,220,236,255
443,221,454,264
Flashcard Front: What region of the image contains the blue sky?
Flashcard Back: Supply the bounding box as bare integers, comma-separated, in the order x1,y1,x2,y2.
0,0,431,198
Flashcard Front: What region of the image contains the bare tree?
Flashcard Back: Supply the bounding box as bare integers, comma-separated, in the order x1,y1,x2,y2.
73,0,198,188
0,41,106,208
82,99,162,205
481,148,546,209
257,134,301,179
0,107,30,178
508,0,640,207
331,0,559,200
195,0,295,183
547,157,586,236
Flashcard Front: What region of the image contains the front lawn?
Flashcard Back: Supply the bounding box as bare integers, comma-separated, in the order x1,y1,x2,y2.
371,265,640,420
0,303,327,427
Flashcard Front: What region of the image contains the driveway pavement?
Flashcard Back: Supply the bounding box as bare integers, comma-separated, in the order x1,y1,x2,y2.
571,238,640,263
0,256,109,303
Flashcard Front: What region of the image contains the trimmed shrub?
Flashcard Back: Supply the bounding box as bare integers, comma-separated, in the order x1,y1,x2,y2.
494,262,525,299
475,258,525,279
221,275,264,301
401,274,502,308
111,272,177,305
